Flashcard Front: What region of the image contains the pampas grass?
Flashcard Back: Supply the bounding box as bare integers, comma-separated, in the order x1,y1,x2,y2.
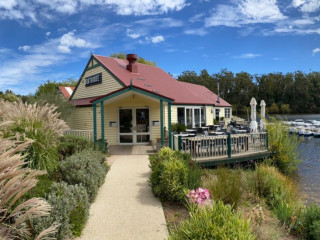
0,100,69,172
0,139,57,239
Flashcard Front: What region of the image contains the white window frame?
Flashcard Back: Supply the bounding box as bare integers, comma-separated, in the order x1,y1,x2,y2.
225,108,231,119
177,106,206,128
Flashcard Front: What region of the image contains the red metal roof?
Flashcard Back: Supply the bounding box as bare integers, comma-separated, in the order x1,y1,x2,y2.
77,54,231,107
59,86,75,100
71,96,101,106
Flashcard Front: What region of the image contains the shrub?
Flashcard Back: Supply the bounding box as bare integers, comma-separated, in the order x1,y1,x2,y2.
205,168,244,209
57,135,93,160
1,100,68,172
267,117,301,175
250,165,297,206
301,204,320,240
58,150,109,202
171,123,186,134
33,182,90,239
169,201,255,240
149,147,201,203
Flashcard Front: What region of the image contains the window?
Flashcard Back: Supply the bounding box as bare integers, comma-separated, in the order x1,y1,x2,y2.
225,108,231,118
176,107,206,128
177,108,185,125
201,107,206,127
215,109,220,120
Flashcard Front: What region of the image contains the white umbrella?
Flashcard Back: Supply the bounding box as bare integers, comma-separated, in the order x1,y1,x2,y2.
260,100,266,131
250,97,258,133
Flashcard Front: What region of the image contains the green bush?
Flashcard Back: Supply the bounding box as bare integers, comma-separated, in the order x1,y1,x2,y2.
267,117,301,175
301,204,320,240
171,123,186,134
58,150,109,202
32,182,90,239
149,147,201,203
57,135,93,160
169,201,255,240
206,168,243,209
250,165,297,206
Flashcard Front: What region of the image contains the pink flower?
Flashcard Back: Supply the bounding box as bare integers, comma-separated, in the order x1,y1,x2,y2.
186,188,210,205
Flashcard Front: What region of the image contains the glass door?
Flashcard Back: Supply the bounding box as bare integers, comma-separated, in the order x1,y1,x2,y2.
136,108,150,143
119,109,133,144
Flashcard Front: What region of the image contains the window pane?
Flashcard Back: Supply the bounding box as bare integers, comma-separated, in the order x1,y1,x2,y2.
177,108,185,125
215,109,220,121
186,108,192,128
225,108,230,118
201,107,206,127
194,109,200,128
119,109,132,133
136,109,149,133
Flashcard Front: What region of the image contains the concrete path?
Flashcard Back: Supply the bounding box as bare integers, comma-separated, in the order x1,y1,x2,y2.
79,155,168,240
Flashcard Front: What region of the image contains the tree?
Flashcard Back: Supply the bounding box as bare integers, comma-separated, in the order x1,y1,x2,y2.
280,104,291,114
110,52,156,66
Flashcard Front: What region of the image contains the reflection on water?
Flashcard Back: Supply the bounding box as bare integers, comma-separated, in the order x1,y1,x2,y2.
297,137,320,205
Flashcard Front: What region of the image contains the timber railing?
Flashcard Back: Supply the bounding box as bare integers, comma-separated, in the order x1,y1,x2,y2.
64,129,94,141
170,132,268,161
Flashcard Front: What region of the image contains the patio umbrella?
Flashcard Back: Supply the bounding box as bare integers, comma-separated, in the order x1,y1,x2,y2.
260,100,266,131
250,97,258,133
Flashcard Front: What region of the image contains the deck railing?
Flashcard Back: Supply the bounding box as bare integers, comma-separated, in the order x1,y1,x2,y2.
64,129,94,141
171,132,268,160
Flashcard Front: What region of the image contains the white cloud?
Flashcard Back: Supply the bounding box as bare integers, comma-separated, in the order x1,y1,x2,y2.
46,31,51,37
292,0,320,12
189,13,204,23
184,28,208,36
146,35,165,43
205,0,286,27
18,45,31,51
58,31,90,53
0,0,188,24
234,53,261,58
312,48,320,55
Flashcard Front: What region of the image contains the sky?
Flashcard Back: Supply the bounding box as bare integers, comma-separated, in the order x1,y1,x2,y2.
0,0,320,95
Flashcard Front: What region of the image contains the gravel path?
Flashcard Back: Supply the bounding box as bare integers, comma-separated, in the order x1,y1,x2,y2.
78,155,168,240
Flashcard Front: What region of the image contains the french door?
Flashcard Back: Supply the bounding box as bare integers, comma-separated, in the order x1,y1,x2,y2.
119,108,150,144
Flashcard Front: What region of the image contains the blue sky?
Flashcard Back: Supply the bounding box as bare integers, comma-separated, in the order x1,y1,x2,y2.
0,0,320,95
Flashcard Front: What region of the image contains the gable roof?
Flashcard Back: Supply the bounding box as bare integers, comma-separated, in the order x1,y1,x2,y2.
59,86,75,100
73,54,231,107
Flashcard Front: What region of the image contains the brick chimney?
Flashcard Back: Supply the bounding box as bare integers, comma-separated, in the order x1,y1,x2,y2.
126,54,138,73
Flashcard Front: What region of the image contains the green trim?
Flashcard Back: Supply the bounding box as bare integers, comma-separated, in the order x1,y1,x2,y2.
86,64,100,71
93,104,97,142
100,102,105,142
168,102,172,148
132,87,172,102
198,152,270,167
92,88,131,104
160,100,164,147
266,131,269,149
92,86,172,105
227,133,231,158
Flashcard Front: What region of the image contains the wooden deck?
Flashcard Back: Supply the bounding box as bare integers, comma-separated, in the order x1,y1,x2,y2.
109,145,156,155
195,150,270,167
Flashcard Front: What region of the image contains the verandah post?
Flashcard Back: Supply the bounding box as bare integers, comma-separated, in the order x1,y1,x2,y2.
93,104,97,142
100,101,105,143
168,102,172,148
160,99,164,147
227,133,231,158
178,135,182,151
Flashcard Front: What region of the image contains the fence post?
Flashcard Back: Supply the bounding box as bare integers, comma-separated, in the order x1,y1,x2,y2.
178,135,182,151
172,133,175,150
227,133,231,158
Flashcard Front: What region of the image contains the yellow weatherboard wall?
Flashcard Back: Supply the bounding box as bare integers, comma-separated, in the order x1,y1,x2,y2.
72,65,123,100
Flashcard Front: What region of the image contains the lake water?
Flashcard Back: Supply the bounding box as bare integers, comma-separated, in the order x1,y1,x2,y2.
273,114,320,205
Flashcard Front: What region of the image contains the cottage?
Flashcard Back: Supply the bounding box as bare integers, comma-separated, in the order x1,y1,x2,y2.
66,54,232,147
